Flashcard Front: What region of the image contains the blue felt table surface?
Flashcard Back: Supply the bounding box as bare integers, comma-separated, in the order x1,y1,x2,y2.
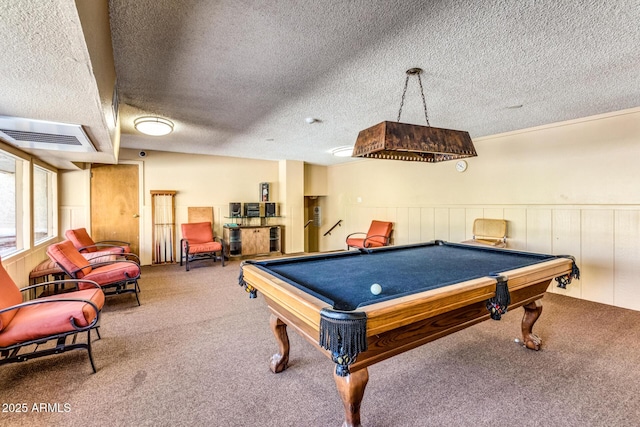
251,242,555,311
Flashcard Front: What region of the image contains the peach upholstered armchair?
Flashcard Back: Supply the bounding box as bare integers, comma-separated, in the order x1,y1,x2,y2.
180,222,226,271
346,220,393,250
65,228,140,264
47,240,142,306
0,257,105,373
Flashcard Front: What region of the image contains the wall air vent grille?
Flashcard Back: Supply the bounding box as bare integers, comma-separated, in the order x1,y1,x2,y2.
0,116,96,152
0,129,82,146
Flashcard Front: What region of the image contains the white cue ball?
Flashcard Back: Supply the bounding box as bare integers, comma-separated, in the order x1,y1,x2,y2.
370,283,382,295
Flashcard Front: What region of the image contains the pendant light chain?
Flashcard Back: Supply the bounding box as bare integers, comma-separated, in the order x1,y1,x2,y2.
396,68,430,127
416,72,431,127
396,74,410,122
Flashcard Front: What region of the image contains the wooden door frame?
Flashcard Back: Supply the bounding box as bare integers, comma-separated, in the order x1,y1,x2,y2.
120,161,144,262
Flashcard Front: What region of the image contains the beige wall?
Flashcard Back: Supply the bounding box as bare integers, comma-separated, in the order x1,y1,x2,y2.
122,149,282,264
57,150,282,265
304,163,328,196
320,108,640,310
278,160,305,254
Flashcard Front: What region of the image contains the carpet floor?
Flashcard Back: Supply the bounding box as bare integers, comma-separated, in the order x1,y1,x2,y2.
2,259,639,426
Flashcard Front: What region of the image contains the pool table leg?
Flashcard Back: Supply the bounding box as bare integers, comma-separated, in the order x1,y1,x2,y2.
269,314,290,373
334,367,369,427
521,300,543,350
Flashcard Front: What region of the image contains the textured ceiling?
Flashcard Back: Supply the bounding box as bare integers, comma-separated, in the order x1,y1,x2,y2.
1,1,639,169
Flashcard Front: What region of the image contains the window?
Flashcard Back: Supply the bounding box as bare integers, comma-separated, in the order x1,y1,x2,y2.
33,164,56,244
0,147,53,258
0,151,20,256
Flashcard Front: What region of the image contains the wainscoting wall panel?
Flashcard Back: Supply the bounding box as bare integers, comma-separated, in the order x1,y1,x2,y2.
3,243,54,288
526,208,553,253
581,209,615,305
465,208,484,239
434,208,450,241
503,208,527,249
449,209,467,243
408,207,422,244
394,207,409,245
420,207,436,243
551,209,583,299
613,210,640,309
335,204,640,311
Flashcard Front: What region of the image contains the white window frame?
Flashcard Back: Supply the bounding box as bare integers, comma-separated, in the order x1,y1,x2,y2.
0,149,29,258
33,163,57,245
0,145,58,260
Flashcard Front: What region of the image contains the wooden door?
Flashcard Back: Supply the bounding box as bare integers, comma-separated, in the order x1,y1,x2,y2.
90,164,140,255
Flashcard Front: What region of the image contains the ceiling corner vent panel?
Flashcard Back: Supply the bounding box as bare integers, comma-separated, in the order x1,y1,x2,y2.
0,116,96,152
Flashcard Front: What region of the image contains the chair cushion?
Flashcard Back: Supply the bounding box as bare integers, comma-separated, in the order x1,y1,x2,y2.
65,228,97,252
187,241,222,254
365,240,387,248
346,237,386,249
81,263,140,289
461,238,507,248
29,259,64,279
346,237,365,248
47,241,93,279
472,219,507,240
181,222,214,244
92,246,126,255
366,221,393,246
0,259,23,332
65,228,131,254
82,252,118,264
0,288,104,347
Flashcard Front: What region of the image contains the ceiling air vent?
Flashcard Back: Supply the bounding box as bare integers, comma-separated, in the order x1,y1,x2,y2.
0,115,96,152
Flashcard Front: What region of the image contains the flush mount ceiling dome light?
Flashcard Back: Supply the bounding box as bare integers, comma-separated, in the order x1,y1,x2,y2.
134,116,174,136
330,146,354,157
353,68,477,162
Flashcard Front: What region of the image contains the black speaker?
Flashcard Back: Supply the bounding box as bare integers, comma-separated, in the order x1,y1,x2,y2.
229,202,241,217
265,202,278,217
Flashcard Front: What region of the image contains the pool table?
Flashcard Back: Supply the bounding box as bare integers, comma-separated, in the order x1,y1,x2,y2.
239,241,579,427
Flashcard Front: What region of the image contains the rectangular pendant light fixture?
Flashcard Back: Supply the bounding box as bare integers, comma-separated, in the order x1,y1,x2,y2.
353,121,477,162
352,68,477,163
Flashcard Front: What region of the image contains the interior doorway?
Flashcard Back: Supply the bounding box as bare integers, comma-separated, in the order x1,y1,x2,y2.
304,196,321,253
90,163,140,255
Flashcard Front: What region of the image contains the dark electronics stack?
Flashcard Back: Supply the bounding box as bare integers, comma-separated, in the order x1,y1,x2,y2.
227,202,242,255
244,202,264,217
265,202,278,217
229,202,241,218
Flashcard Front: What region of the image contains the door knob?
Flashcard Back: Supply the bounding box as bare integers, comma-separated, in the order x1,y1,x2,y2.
133,214,140,218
